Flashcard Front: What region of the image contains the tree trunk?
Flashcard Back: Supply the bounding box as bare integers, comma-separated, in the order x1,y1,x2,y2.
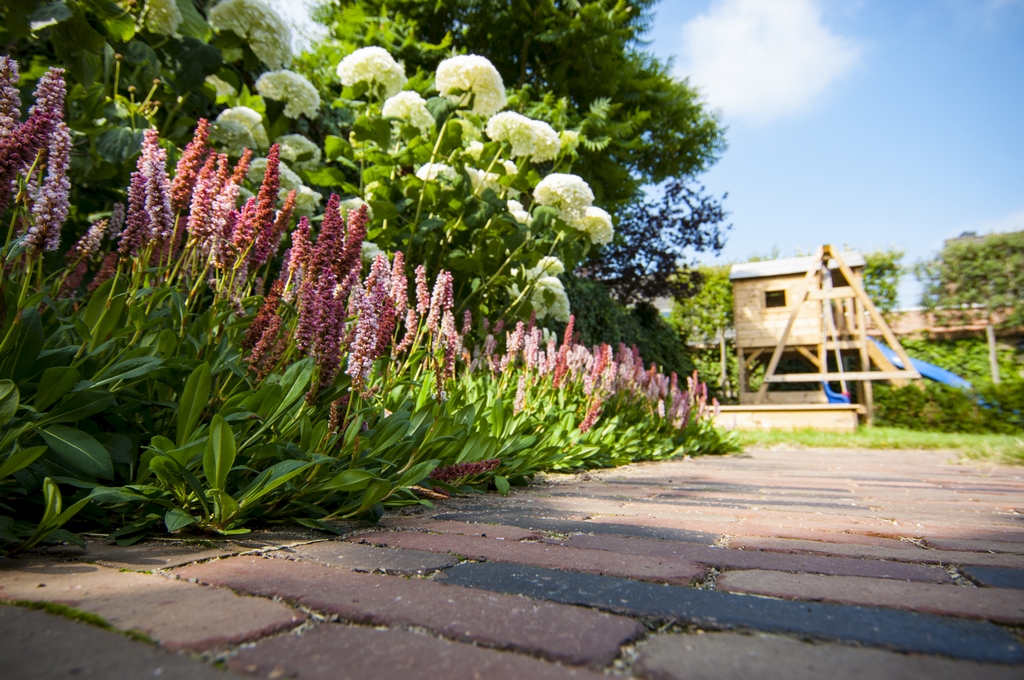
986,322,1000,384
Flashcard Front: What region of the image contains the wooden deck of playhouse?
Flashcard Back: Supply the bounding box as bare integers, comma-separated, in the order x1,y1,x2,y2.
713,404,864,432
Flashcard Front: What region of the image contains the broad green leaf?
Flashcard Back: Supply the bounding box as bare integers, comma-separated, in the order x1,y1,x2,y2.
18,478,93,552
0,446,46,480
40,390,115,424
34,366,80,411
92,356,163,387
41,426,114,479
238,460,312,509
0,380,19,428
95,127,144,166
396,460,440,489
164,508,198,532
203,415,236,491
494,475,511,495
323,135,352,161
177,363,210,447
320,469,374,492
272,359,313,419
87,277,127,353
357,479,391,512
30,2,73,31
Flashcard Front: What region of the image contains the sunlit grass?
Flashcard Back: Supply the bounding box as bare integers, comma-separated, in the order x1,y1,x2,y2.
736,427,1024,465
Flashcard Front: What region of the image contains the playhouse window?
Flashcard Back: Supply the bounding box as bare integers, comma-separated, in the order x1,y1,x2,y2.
765,290,786,308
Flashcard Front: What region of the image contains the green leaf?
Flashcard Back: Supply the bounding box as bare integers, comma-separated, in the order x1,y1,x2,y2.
396,460,440,489
357,479,392,512
177,363,210,447
272,359,313,419
203,415,236,491
0,380,19,428
95,127,144,166
320,469,374,492
164,508,198,532
41,426,114,479
175,0,211,40
34,366,81,411
0,446,46,480
85,276,127,353
494,475,511,495
323,135,352,161
30,2,73,31
304,166,351,188
41,390,115,424
237,460,312,509
92,356,163,387
103,14,136,42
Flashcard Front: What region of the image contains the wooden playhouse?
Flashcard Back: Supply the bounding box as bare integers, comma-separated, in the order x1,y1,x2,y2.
714,246,920,432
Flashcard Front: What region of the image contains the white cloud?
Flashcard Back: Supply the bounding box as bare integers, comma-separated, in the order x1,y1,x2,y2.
677,0,863,124
266,0,327,52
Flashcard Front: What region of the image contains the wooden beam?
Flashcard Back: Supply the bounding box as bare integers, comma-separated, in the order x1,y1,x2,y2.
855,296,873,425
866,340,908,388
765,370,919,383
795,346,822,369
755,248,823,405
808,286,856,300
824,246,921,380
743,348,763,370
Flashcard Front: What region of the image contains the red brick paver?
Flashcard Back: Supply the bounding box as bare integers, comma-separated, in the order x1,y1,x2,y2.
229,622,606,680
351,529,706,584
177,556,642,665
542,533,952,582
0,559,302,650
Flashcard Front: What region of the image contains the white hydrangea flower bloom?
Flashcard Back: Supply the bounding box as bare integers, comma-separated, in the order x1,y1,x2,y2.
533,173,594,225
381,91,434,133
336,46,407,99
248,157,301,191
288,185,322,217
415,162,457,183
467,167,500,195
559,129,580,152
208,0,293,69
501,159,518,176
146,0,183,36
577,206,614,245
531,256,565,277
340,197,373,220
464,140,485,161
275,134,321,171
361,241,386,263
532,275,571,323
435,55,506,117
255,70,321,119
485,112,560,162
205,74,237,98
507,199,530,225
212,106,268,154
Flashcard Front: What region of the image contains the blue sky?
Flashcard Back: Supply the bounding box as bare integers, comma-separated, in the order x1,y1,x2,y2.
645,0,1024,305
272,0,1024,306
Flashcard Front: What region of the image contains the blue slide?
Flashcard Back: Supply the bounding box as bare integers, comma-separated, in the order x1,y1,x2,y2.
868,338,972,389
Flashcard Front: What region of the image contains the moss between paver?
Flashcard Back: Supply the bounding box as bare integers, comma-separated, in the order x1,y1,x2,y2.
5,601,156,644
736,427,1024,464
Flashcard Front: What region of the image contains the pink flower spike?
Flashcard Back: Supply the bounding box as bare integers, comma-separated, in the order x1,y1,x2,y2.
415,264,430,316
170,118,210,213
24,121,70,254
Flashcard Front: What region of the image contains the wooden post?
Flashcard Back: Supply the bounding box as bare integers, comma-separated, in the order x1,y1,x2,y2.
987,322,1001,384
737,347,747,397
718,327,728,398
855,296,873,425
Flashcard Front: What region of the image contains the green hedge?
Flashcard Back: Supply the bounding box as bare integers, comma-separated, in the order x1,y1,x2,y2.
874,380,1024,434
562,276,694,377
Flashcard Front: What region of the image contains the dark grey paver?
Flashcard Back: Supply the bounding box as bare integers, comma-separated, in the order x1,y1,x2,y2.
276,540,459,575
965,566,1024,590
437,561,1024,664
431,511,716,544
635,632,1023,680
0,604,234,679
228,622,605,680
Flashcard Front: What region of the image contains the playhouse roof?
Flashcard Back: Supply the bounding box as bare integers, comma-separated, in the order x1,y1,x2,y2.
729,251,865,281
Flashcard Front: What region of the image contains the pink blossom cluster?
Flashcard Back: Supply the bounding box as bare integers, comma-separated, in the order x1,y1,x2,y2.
429,459,501,485
0,60,70,253
470,314,718,434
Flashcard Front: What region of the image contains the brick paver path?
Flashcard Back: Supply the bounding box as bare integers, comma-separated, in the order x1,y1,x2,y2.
3,447,1024,678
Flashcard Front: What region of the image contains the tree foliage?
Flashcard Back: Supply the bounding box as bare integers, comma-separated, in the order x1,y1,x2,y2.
862,247,904,316
669,263,732,343
918,230,1024,327
589,180,727,304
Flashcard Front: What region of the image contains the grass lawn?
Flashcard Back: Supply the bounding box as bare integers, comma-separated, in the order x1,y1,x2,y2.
736,427,1024,465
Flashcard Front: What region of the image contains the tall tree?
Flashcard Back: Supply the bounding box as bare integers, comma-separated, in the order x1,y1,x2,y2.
918,230,1024,383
